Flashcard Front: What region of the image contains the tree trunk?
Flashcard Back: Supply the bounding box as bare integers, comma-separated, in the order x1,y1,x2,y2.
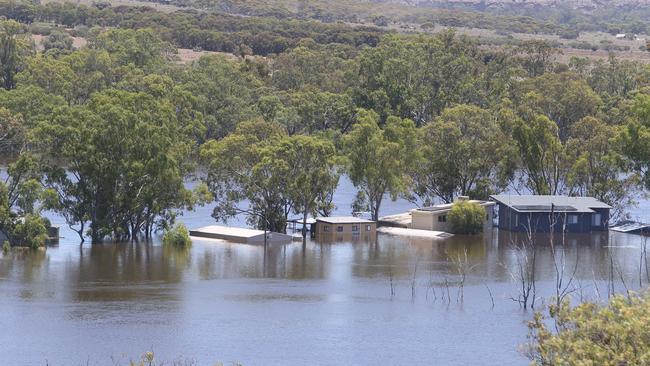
302,209,308,244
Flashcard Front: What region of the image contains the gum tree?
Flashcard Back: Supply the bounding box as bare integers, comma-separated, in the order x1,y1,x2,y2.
342,109,416,221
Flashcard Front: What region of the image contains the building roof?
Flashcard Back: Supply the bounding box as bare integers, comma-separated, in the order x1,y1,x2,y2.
490,195,611,213
316,216,375,224
190,225,271,238
414,200,495,214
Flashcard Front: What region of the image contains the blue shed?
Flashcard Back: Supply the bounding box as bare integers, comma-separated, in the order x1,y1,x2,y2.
490,195,611,233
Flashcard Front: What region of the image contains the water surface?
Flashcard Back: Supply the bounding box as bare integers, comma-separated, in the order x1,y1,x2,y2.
1,177,648,365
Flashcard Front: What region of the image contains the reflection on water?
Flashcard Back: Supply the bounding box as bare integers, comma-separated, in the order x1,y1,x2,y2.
0,229,647,365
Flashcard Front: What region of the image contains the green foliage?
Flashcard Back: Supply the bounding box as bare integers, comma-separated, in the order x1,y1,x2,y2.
412,104,515,205
11,213,48,249
342,109,416,220
353,32,513,126
448,200,485,235
162,223,192,248
0,20,32,90
0,0,647,245
37,89,195,242
527,294,650,365
2,240,9,253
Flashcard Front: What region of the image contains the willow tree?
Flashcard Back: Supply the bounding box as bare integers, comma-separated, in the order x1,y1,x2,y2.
342,109,416,221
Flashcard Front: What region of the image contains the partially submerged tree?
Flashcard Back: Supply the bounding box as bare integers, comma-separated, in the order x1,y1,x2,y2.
202,120,339,236
448,200,485,235
412,104,514,205
342,109,416,221
0,155,52,249
201,119,291,233
268,135,339,242
36,90,195,242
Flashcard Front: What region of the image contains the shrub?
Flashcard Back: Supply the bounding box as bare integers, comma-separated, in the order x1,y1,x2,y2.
162,223,192,248
2,240,9,253
12,214,48,249
448,201,485,235
527,293,650,365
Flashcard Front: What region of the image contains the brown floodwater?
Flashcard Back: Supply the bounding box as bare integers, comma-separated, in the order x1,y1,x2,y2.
2,228,647,365
1,177,648,365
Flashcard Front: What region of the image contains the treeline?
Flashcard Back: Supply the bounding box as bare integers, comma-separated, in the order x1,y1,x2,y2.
2,1,650,246
420,1,650,35
0,0,385,55
143,0,566,35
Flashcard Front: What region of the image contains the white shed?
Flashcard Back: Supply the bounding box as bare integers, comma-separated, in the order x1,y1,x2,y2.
189,225,293,244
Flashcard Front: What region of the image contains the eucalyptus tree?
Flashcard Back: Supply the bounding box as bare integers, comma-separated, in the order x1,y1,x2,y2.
269,135,339,241
201,119,291,233
619,94,650,192
0,20,31,90
515,72,602,141
36,89,195,243
411,104,515,205
508,109,568,196
342,109,416,221
353,31,511,126
566,116,638,220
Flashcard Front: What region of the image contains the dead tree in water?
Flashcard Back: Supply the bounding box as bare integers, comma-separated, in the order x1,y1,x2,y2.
548,205,580,308
508,222,537,309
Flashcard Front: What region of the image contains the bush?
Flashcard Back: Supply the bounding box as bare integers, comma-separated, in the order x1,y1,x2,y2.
12,214,48,249
448,201,485,235
2,240,9,253
162,223,192,248
527,293,650,365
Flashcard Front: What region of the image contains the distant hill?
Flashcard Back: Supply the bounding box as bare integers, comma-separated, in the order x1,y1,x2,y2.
402,0,650,9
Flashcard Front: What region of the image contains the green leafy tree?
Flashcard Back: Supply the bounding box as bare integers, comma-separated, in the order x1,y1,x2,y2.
619,94,650,191
527,294,650,365
201,119,291,233
0,20,31,90
516,72,602,140
268,135,339,242
0,155,51,249
412,105,515,205
342,109,416,221
448,201,485,235
162,223,192,248
567,116,638,221
0,106,25,155
509,107,568,195
36,90,195,242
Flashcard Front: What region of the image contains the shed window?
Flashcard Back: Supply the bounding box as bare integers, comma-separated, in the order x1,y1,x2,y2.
337,226,344,232
592,213,602,226
438,215,447,223
352,225,359,232
568,215,579,225
366,225,372,231
323,225,330,233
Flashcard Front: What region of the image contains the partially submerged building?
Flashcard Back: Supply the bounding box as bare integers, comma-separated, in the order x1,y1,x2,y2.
189,225,293,244
490,195,611,233
410,197,495,233
311,217,376,241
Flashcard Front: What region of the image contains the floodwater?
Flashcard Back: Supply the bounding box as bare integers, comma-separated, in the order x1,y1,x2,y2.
1,177,649,366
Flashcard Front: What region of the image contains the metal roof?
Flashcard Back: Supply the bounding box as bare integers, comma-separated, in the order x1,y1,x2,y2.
316,216,375,224
611,221,650,234
190,225,268,238
490,195,611,213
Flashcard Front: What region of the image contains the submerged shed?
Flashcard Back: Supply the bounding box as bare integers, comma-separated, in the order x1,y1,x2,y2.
189,225,293,244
